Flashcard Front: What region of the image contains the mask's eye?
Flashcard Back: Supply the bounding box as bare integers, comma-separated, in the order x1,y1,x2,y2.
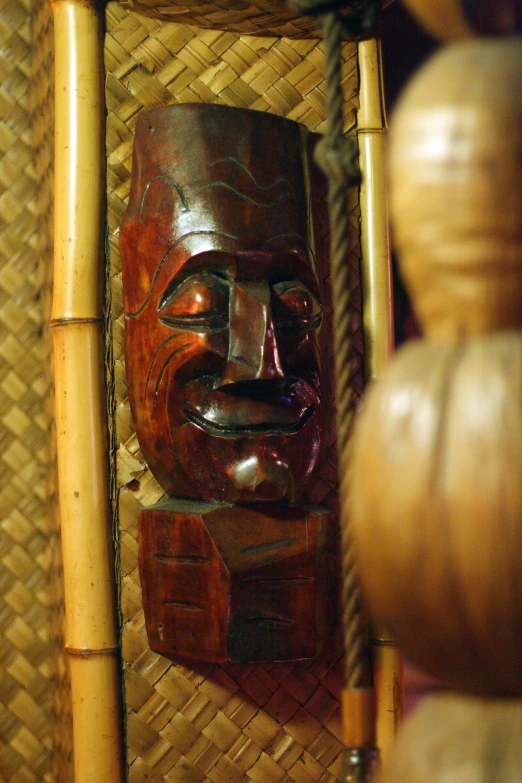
159,273,229,332
273,281,322,330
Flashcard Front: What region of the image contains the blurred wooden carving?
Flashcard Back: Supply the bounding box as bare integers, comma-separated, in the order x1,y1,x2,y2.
120,105,337,662
390,39,522,340
348,38,522,695
381,693,522,783
403,0,522,39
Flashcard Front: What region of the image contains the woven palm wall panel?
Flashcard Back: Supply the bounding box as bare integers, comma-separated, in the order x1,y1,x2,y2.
106,7,363,781
0,0,53,779
30,0,75,780
120,0,320,37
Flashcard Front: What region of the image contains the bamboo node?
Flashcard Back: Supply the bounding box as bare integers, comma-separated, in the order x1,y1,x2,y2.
50,316,104,327
66,646,120,657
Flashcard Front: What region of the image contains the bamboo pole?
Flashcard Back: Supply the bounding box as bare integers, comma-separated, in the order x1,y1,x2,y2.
357,35,403,769
357,35,394,382
51,2,124,780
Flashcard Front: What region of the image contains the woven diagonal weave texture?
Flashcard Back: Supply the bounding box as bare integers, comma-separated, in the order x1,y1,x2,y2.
121,0,320,38
0,0,52,779
30,0,75,779
106,8,364,782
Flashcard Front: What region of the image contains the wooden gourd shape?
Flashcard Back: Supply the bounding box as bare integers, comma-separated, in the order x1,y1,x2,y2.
402,0,522,40
382,693,522,783
348,37,522,696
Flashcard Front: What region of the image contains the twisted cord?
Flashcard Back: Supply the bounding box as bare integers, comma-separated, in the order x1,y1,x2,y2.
315,12,369,690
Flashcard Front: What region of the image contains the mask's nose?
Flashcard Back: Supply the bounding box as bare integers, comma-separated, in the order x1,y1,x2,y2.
217,280,285,388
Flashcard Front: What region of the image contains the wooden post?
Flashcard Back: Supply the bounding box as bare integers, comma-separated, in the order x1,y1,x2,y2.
357,35,403,768
51,1,124,780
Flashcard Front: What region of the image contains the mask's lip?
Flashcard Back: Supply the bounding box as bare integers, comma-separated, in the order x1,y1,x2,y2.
182,404,316,438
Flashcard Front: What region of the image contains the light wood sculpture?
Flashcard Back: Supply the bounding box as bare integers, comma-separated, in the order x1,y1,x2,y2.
383,693,522,783
402,0,522,39
348,35,522,696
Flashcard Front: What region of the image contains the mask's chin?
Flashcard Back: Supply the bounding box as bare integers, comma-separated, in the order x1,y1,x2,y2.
166,407,322,503
228,452,291,502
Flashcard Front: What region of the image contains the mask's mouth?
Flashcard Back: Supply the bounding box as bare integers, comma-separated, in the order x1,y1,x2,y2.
179,376,321,436
182,404,316,438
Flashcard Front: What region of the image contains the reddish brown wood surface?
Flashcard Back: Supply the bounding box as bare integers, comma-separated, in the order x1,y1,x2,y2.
139,499,332,662
120,105,330,505
121,105,341,663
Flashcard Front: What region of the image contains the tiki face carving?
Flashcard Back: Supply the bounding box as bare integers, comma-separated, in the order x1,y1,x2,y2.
120,105,326,503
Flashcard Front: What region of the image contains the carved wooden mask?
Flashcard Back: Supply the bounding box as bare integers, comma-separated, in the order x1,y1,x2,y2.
120,104,327,503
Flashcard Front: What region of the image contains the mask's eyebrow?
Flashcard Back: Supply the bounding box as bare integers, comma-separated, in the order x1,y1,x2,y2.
262,233,317,267
158,270,230,311
125,231,238,319
140,176,189,223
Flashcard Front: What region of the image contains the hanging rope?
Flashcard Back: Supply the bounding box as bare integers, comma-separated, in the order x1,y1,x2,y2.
315,11,368,690
290,0,379,689
289,1,381,779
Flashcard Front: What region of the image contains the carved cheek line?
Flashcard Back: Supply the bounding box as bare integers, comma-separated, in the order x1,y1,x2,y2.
144,331,182,400
152,343,192,416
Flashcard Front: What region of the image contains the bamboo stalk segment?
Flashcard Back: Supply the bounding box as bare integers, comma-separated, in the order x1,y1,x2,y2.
52,0,124,780
52,0,105,322
31,0,76,776
356,35,401,767
53,324,118,651
32,1,76,779
372,641,404,765
69,656,124,781
357,36,393,382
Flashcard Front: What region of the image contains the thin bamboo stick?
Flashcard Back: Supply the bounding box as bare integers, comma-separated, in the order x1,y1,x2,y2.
357,35,402,769
357,35,393,382
51,2,124,780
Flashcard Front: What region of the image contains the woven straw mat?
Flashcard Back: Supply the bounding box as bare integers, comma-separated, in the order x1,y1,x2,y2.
106,6,364,782
120,0,321,38
0,0,54,779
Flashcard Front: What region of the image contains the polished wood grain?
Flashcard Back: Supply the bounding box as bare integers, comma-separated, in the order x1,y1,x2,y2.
120,105,330,505
121,105,340,663
139,499,333,662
